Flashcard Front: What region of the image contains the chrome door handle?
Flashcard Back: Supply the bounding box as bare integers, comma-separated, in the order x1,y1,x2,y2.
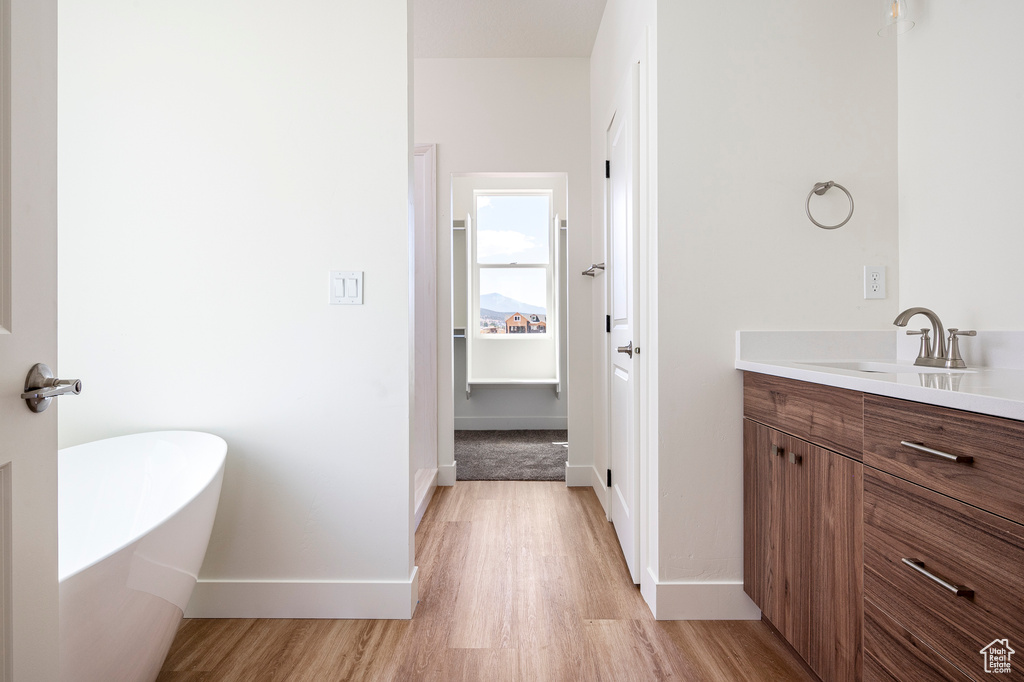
22,363,83,413
617,342,633,358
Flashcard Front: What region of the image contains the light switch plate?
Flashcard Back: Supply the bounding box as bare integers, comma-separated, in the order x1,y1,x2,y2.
864,266,886,299
330,271,363,305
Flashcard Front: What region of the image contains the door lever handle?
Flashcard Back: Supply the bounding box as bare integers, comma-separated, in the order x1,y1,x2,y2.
616,341,633,358
22,363,83,413
22,380,82,400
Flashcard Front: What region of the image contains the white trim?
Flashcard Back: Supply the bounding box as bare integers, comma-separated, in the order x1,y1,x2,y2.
645,579,760,621
437,461,457,487
185,569,419,620
453,416,567,430
635,26,660,609
0,0,9,335
564,463,594,487
412,142,438,540
641,565,658,614
413,467,437,529
0,464,9,682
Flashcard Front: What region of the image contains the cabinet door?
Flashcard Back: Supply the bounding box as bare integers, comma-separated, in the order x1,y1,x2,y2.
743,419,766,606
780,433,813,662
808,443,863,682
744,420,863,682
743,420,810,657
743,420,788,623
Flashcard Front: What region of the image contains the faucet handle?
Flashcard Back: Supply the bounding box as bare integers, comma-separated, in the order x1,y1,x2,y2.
907,328,933,361
944,329,976,369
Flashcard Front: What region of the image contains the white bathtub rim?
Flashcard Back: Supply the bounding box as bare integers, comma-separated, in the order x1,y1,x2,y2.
58,430,227,583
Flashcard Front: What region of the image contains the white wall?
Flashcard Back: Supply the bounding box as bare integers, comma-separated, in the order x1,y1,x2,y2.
898,1,1024,330
58,0,417,618
414,59,591,478
588,0,899,618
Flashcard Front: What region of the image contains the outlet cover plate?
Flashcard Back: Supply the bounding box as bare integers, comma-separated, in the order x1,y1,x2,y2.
864,266,886,300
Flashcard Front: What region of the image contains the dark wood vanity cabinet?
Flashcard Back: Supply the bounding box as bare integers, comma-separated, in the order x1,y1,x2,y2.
743,374,863,682
862,395,1024,682
744,372,1024,682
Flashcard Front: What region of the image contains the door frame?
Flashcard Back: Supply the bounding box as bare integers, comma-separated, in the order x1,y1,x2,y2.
600,31,657,601
412,143,438,529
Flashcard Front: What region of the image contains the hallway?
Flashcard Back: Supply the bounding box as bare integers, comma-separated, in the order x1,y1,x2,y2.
158,483,813,680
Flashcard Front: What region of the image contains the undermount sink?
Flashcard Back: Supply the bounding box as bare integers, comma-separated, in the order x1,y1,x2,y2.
798,361,975,375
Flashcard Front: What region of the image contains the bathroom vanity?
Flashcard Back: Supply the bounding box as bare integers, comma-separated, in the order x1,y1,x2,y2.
737,332,1024,682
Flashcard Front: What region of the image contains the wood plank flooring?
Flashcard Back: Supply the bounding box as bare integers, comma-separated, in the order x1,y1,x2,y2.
158,482,815,681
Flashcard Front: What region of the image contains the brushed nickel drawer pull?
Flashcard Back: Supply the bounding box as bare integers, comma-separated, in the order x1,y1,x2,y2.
771,445,784,457
902,558,974,597
900,441,974,464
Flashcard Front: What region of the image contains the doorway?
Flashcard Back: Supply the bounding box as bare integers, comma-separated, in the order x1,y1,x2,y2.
451,173,569,482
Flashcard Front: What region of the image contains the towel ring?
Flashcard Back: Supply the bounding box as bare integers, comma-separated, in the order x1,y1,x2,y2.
805,181,854,230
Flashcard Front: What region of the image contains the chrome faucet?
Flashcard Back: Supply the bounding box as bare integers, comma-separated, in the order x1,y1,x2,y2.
893,307,947,367
893,307,976,369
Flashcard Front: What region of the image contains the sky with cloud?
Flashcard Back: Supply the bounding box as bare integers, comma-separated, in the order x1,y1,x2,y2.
475,194,551,308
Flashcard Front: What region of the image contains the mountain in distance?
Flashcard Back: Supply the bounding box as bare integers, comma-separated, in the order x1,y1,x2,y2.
480,308,508,323
480,293,546,316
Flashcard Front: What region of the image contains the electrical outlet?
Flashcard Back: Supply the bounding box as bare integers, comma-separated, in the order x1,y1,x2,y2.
864,266,886,299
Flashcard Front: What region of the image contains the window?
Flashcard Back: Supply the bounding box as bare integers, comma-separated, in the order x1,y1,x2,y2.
473,192,553,337
461,178,562,390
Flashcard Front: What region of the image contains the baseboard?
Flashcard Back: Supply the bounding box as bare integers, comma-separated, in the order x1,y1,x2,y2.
185,568,419,619
591,466,609,516
414,469,437,529
644,578,761,620
564,462,593,487
437,461,456,486
453,416,568,430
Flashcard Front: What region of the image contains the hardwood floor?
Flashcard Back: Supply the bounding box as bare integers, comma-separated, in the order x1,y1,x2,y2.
158,482,815,681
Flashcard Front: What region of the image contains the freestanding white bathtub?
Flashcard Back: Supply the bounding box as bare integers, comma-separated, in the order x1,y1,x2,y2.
59,431,227,682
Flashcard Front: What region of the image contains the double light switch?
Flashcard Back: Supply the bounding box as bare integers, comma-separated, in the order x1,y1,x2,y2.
330,271,363,305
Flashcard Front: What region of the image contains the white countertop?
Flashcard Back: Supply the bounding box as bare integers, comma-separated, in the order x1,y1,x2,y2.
736,331,1024,421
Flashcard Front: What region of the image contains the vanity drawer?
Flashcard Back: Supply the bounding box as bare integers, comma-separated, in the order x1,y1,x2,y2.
863,394,1024,525
864,599,970,682
864,469,1024,681
743,372,863,459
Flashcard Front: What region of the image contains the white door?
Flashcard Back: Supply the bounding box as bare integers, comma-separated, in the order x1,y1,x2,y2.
606,66,640,584
0,0,60,678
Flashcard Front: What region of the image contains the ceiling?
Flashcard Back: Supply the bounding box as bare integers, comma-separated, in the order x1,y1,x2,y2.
413,0,609,59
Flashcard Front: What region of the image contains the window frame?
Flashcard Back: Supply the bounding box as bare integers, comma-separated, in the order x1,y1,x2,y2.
470,189,556,342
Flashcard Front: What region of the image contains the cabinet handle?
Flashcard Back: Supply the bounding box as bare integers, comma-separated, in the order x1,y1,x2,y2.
788,451,802,465
901,558,974,598
900,441,973,464
771,445,784,458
